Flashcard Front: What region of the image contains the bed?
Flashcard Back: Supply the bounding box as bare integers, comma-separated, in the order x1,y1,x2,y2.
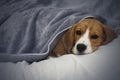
0,0,120,80
0,36,120,80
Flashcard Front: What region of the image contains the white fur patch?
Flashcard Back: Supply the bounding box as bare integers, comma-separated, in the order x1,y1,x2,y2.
72,28,93,54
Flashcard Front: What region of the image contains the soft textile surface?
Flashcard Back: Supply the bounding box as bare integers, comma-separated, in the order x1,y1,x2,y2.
0,0,120,62
0,35,120,80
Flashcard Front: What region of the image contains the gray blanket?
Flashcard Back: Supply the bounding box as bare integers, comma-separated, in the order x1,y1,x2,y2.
0,0,120,62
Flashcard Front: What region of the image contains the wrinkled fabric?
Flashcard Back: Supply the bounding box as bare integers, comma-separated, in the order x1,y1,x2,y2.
0,0,120,62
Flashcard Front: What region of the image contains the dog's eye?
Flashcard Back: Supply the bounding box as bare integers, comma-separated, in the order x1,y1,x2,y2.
91,34,99,39
76,30,82,35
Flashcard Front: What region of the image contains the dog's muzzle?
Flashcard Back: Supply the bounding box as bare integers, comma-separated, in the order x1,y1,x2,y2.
76,44,87,53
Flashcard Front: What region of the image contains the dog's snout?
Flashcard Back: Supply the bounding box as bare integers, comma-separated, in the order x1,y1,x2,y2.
77,44,86,53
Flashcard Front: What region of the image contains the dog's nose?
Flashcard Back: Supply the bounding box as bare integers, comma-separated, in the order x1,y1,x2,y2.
77,44,86,53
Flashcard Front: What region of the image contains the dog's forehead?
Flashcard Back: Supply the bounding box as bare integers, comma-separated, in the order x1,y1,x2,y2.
76,19,103,30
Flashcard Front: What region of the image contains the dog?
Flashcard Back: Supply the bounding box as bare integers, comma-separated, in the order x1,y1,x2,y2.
50,18,117,57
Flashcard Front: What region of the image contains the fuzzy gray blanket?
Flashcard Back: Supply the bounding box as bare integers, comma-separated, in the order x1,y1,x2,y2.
0,0,120,62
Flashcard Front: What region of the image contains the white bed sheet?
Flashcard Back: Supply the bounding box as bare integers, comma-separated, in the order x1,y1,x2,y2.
0,36,120,80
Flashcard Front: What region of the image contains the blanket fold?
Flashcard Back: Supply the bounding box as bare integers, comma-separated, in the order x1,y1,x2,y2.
0,0,120,62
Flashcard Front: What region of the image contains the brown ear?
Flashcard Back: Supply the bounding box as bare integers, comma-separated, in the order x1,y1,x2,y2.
102,25,117,45
62,24,76,53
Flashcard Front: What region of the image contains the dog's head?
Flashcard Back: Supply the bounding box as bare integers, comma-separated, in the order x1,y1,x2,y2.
66,18,117,55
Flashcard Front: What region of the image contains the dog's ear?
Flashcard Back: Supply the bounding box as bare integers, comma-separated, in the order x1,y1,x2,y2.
63,24,76,53
102,25,117,45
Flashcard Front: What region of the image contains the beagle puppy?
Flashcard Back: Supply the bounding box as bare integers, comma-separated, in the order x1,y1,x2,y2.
50,18,117,57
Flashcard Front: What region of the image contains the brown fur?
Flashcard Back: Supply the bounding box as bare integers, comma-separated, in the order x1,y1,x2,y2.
50,18,117,57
